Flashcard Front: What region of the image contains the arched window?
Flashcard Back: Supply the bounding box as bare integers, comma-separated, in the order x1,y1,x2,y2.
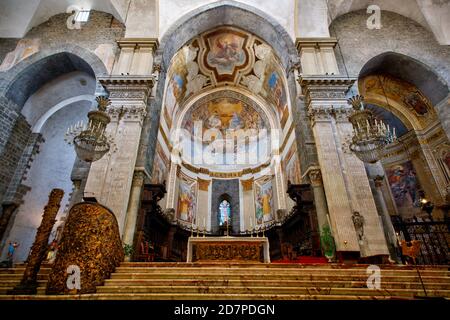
219,200,231,226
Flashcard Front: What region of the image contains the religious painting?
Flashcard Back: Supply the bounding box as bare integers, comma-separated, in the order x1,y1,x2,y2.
360,75,434,121
254,177,274,225
403,90,429,116
164,52,188,128
183,97,268,137
263,62,288,118
151,143,168,184
177,174,197,223
206,32,246,75
284,144,301,185
385,161,422,217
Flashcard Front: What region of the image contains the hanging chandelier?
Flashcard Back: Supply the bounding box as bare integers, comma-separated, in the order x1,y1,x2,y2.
65,96,113,162
347,95,397,164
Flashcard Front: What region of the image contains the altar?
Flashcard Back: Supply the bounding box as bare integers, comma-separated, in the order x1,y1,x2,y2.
186,237,271,263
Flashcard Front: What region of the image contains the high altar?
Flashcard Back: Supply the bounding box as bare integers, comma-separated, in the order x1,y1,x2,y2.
187,237,271,263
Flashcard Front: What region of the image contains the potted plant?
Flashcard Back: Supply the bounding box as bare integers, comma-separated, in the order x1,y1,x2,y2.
123,243,134,262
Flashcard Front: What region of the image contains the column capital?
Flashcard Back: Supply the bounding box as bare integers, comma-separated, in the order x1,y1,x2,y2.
132,169,148,187
99,76,155,101
300,76,356,100
303,166,323,187
374,175,385,188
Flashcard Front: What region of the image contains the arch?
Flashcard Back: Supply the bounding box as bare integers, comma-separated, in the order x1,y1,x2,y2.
327,0,431,31
32,94,95,133
359,52,449,106
158,0,298,72
218,194,232,226
0,44,108,109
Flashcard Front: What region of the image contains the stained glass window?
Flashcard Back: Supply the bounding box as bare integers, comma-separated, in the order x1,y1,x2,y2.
219,200,231,226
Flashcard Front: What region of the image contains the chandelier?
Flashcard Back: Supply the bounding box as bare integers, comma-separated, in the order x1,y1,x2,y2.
347,95,397,164
65,96,113,162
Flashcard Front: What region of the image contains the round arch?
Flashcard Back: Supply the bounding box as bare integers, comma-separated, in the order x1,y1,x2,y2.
158,0,297,72
358,52,449,106
0,44,108,109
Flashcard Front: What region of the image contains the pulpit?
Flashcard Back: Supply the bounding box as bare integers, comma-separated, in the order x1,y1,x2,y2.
187,237,270,263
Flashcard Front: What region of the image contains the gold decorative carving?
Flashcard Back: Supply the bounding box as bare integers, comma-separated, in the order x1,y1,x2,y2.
46,202,124,294
241,178,254,191
193,242,262,262
197,178,211,191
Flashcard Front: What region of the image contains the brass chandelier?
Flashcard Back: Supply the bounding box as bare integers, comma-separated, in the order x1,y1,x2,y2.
65,96,113,162
347,95,397,164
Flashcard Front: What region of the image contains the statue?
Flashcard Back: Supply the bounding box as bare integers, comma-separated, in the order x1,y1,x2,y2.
352,211,365,243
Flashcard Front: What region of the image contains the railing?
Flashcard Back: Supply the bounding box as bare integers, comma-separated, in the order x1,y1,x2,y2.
391,215,450,265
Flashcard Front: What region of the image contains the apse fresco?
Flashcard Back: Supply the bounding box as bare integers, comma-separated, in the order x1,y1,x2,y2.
206,32,246,75
262,61,288,120
164,53,188,127
385,161,422,217
177,175,197,223
151,143,168,184
284,144,301,184
183,97,267,136
255,177,274,225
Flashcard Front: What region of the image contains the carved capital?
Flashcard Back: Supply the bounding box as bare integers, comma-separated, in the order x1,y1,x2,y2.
241,178,254,191
308,169,323,187
107,105,147,122
99,76,154,105
132,171,146,187
197,178,211,191
374,175,384,188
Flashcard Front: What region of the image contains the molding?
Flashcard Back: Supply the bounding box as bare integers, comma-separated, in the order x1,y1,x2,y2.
295,37,338,51
117,38,159,51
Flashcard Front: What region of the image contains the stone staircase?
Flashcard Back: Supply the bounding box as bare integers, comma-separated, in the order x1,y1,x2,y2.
1,262,449,299
0,263,50,295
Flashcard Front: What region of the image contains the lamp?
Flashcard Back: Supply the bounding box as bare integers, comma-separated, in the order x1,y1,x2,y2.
65,96,113,162
347,95,397,163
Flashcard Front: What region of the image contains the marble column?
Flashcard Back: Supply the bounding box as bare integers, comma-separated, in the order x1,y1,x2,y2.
122,170,147,245
306,167,330,232
84,77,153,235
373,175,401,262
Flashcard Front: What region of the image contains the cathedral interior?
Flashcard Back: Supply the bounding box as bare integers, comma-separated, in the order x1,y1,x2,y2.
0,0,449,300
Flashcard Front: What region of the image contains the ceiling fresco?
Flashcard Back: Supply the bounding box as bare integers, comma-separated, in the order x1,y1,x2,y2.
359,74,438,130
163,27,289,131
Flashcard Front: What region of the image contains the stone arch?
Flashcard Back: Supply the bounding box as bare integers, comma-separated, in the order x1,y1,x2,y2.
0,44,107,109
359,52,448,106
357,52,449,135
143,1,306,178
158,0,297,72
330,10,450,89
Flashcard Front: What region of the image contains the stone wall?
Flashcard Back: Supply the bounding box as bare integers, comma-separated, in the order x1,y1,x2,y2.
331,10,450,87
0,114,32,207
0,11,124,75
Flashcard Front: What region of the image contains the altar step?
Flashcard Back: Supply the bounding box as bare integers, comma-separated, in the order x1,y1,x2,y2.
0,263,51,295
96,263,449,299
1,263,449,299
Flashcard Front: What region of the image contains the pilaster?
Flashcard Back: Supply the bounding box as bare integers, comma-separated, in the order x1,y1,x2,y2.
84,76,153,236
112,38,159,76
300,75,390,259
296,38,339,76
